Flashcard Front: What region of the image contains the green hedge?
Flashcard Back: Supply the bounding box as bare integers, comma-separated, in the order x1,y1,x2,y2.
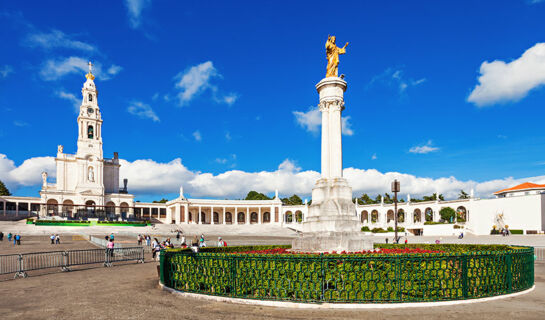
160,244,534,303
35,220,91,226
510,229,523,235
424,221,452,225
361,226,370,232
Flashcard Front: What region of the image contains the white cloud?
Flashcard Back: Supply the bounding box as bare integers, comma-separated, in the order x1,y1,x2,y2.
174,61,218,105
215,158,228,164
341,116,354,136
193,130,202,142
127,101,159,122
217,93,239,106
293,107,321,133
0,65,14,78
2,153,544,200
24,29,96,52
371,153,377,160
468,43,545,106
13,121,29,127
173,61,237,106
124,0,152,29
225,131,232,141
117,156,541,199
409,140,439,154
56,90,81,113
0,154,56,190
40,57,122,81
369,68,426,94
293,106,354,136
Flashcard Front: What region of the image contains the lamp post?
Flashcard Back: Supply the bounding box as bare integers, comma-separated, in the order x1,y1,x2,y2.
391,180,400,243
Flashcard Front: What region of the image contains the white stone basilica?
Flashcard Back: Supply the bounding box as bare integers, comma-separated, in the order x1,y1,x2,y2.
39,63,134,218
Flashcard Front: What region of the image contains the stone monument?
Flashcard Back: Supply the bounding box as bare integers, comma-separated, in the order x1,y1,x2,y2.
292,36,373,252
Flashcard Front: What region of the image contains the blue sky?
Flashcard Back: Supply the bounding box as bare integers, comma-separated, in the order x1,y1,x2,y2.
2,0,545,202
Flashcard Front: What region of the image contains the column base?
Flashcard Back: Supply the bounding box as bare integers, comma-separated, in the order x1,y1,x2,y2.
292,231,374,253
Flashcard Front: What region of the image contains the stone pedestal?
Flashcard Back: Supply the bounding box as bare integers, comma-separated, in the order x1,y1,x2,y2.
291,76,374,252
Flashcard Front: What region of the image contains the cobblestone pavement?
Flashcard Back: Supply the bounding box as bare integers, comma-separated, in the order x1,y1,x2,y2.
0,256,543,319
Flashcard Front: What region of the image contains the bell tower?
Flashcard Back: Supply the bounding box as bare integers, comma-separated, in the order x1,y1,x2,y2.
76,61,103,159
74,61,105,195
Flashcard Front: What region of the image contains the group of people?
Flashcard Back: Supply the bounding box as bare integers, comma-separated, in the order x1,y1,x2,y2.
2,232,22,245
137,234,152,246
49,234,61,244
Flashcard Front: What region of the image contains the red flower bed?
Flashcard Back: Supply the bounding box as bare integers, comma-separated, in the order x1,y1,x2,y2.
231,247,444,255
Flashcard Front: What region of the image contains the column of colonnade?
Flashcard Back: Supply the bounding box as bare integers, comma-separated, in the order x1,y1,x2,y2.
173,204,281,225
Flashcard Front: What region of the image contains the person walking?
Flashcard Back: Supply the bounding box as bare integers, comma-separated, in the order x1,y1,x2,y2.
0,231,4,241
146,235,151,246
109,233,114,241
151,238,160,260
55,234,60,244
217,237,225,247
181,235,186,246
106,239,115,258
13,234,17,245
176,231,181,241
192,236,198,247
7,232,12,242
137,234,142,245
50,234,55,244
15,234,21,245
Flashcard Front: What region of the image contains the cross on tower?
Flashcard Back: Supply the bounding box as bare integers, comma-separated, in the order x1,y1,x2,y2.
88,61,94,74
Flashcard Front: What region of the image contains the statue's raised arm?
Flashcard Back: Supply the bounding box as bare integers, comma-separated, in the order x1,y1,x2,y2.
325,35,348,78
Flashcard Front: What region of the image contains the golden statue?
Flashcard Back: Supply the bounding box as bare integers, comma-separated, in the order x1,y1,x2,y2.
325,35,348,78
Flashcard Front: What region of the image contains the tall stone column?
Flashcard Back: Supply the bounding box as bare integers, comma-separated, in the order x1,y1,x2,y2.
293,76,372,252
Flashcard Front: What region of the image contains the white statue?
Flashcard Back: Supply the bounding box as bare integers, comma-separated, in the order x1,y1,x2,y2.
88,167,94,182
179,185,184,198
407,194,411,203
470,188,475,199
41,171,48,187
57,145,63,153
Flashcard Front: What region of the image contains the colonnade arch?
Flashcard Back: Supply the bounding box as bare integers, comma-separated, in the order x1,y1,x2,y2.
361,210,369,223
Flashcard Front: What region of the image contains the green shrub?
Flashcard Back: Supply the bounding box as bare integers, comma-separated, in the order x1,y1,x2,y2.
386,226,394,232
361,226,370,232
424,221,450,225
510,229,523,235
371,227,387,233
454,224,463,229
490,229,500,235
439,207,456,222
161,244,534,303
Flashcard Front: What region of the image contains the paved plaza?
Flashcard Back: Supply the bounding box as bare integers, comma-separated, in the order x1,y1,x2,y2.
0,228,543,319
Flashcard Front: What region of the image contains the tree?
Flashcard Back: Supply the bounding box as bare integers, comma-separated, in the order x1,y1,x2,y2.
383,193,393,204
359,193,376,205
439,207,456,222
0,180,11,196
153,198,168,203
245,191,271,200
458,190,470,199
281,194,303,205
374,194,383,203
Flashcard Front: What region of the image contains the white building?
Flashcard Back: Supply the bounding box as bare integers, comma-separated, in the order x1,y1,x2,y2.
38,63,134,219
0,66,544,235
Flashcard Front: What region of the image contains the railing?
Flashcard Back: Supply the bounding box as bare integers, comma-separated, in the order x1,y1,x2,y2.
160,245,535,303
0,247,144,279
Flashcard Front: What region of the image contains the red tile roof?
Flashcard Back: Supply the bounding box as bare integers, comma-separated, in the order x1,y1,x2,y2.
494,182,545,194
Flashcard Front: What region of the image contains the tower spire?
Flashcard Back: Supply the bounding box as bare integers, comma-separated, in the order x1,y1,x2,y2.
86,61,95,80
